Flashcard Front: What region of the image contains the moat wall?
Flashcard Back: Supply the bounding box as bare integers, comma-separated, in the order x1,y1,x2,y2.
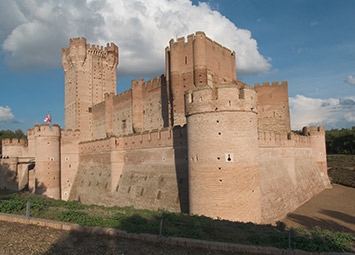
65,125,327,224
69,126,189,213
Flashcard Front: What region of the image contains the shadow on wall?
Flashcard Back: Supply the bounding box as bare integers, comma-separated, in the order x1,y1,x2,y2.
0,161,18,190
0,160,51,197
172,125,189,214
33,179,50,197
160,74,170,128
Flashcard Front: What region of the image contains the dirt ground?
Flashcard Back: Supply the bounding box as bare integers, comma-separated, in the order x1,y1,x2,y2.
0,184,354,255
282,184,355,233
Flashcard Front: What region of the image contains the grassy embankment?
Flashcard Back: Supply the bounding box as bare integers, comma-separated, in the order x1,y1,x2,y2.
0,154,354,253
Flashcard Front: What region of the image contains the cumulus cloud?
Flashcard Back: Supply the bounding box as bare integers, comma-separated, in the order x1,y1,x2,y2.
0,0,270,76
345,75,355,86
289,95,355,130
0,106,15,123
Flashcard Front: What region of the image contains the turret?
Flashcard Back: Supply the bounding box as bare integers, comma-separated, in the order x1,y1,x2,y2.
33,124,61,199
69,37,87,67
185,83,262,223
105,42,119,69
302,126,331,188
62,38,119,141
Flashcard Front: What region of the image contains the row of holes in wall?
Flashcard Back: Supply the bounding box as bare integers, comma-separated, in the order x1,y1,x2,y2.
192,153,233,162
79,172,181,201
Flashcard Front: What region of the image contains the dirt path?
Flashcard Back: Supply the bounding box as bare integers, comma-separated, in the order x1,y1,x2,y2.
282,184,355,233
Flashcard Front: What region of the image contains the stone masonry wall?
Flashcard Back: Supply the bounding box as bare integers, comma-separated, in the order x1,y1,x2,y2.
255,81,290,133
68,126,188,212
258,131,326,223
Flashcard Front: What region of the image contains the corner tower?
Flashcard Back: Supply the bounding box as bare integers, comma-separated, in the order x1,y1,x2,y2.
185,82,262,223
33,124,61,199
303,126,331,188
62,38,119,141
166,32,236,126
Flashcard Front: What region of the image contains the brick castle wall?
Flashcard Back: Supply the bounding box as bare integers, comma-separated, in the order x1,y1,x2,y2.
255,81,291,133
0,32,330,224
68,126,188,212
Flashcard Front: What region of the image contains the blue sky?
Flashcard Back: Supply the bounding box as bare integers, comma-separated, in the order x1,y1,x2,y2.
0,0,354,132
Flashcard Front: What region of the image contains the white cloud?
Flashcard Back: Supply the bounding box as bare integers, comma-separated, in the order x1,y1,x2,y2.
0,106,15,122
346,75,355,86
289,95,355,130
1,0,270,76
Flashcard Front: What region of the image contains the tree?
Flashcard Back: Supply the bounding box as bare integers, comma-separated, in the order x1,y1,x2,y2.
326,127,355,154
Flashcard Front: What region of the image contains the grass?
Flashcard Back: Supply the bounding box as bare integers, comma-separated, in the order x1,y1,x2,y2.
0,190,354,253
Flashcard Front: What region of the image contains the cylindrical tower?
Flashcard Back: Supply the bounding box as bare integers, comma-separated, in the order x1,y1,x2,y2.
34,124,61,199
302,126,331,188
185,83,262,223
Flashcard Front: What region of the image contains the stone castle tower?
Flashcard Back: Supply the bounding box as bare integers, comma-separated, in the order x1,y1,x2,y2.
0,32,330,224
166,31,237,126
32,125,61,199
61,38,119,141
185,83,261,222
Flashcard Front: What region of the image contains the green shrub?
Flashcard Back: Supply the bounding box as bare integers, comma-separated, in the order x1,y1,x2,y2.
0,199,25,213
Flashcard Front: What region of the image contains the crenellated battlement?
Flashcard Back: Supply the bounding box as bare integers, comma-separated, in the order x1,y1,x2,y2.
302,126,326,136
79,126,186,154
62,38,118,70
87,45,106,57
254,80,288,88
79,137,112,154
86,43,118,57
185,83,257,117
119,127,173,148
168,31,235,57
104,92,115,100
257,127,325,148
131,78,144,87
61,129,81,138
258,130,312,147
89,44,103,50
69,37,87,47
143,76,163,92
1,138,27,147
114,89,132,103
105,42,118,53
31,124,61,137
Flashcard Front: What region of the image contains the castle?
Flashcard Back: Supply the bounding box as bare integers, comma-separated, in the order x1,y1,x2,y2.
0,32,331,224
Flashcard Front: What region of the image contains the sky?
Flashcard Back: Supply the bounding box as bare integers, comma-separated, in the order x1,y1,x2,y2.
0,0,354,132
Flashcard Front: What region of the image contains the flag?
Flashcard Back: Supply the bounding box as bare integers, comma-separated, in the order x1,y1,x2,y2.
44,114,51,124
